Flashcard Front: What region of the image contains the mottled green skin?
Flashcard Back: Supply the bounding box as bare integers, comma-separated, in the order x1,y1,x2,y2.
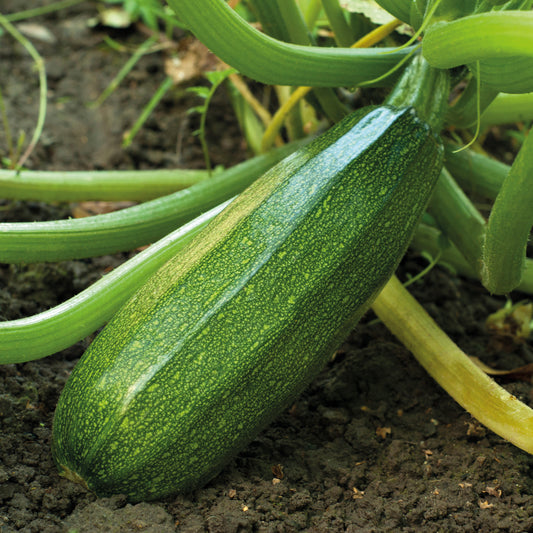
52,106,443,501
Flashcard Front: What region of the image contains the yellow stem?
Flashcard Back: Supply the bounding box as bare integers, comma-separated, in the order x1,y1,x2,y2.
229,72,273,127
352,18,403,49
260,86,312,152
371,275,533,454
260,18,403,152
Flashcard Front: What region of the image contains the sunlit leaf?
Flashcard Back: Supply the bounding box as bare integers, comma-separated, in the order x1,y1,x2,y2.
339,0,396,24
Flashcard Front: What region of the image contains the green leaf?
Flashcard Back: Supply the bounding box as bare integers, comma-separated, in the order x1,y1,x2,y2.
187,105,207,115
340,0,396,24
205,68,236,85
186,86,210,98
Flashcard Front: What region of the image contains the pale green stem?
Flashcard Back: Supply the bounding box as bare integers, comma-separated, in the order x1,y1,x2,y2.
167,0,415,87
445,76,499,129
303,0,323,30
122,76,175,147
0,203,229,364
444,143,508,200
0,167,208,202
372,274,533,455
481,92,533,128
411,223,533,295
423,12,533,68
91,36,158,108
0,13,47,168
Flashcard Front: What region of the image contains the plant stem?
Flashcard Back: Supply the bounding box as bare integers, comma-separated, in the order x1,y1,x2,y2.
0,167,209,202
481,127,533,294
427,168,486,273
0,202,229,364
481,92,533,127
446,76,499,129
444,142,508,200
229,85,268,154
167,0,415,87
248,0,347,131
410,222,533,295
411,223,477,278
0,141,309,263
423,12,533,68
0,88,15,163
260,18,402,152
122,75,175,147
91,36,158,109
372,274,533,455
321,0,354,47
0,13,47,168
303,0,323,29
228,73,273,127
247,0,294,42
275,0,311,45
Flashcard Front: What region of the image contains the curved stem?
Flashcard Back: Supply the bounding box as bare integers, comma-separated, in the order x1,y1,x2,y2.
372,274,533,455
444,142,508,200
423,12,533,69
167,0,415,87
0,13,47,168
411,222,533,295
0,203,228,364
481,92,533,127
275,0,311,45
260,18,403,152
0,167,208,202
0,142,306,263
249,0,347,132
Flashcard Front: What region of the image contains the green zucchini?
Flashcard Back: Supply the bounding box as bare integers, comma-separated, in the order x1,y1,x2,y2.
52,103,443,501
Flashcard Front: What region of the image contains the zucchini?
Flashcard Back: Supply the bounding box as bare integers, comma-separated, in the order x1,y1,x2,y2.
52,103,443,501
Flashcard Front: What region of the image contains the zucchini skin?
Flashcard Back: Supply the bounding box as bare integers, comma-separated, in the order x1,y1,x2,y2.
52,105,443,501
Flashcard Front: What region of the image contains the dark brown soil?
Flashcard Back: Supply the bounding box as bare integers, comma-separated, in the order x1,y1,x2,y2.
1,2,532,532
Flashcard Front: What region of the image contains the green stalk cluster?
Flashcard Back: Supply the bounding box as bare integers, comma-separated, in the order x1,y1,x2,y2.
0,141,306,263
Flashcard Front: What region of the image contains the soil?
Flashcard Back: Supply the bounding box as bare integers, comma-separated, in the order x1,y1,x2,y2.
1,2,533,532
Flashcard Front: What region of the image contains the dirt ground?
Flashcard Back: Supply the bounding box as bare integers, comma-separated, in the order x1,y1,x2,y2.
1,2,533,532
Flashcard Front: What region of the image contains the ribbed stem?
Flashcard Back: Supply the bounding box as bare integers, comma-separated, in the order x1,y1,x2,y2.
481,92,533,127
423,12,533,69
0,168,208,202
167,0,415,87
0,203,228,364
410,223,533,295
321,0,354,47
0,142,307,263
444,142,508,200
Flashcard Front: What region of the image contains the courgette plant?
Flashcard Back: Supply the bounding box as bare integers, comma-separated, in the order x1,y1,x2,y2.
2,0,533,494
